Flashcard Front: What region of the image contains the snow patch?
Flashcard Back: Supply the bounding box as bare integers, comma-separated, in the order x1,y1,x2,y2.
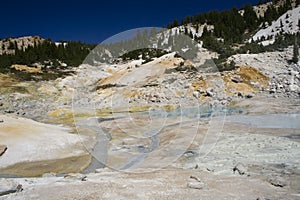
250,6,300,46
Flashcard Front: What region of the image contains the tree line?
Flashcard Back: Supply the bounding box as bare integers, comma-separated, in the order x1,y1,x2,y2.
0,39,95,71
168,0,298,44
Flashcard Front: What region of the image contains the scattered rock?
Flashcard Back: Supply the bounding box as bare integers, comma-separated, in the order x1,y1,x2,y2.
193,91,200,99
245,93,255,99
232,76,243,83
206,168,215,172
205,88,215,97
187,176,205,190
237,92,243,98
276,84,283,89
183,150,195,158
16,111,26,116
267,176,287,188
63,174,87,182
150,97,157,102
0,179,23,196
189,175,201,182
269,88,276,94
4,110,14,114
197,88,203,93
0,145,7,157
250,81,261,88
233,163,247,175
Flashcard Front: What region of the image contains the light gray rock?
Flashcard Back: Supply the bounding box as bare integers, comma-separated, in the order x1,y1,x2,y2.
267,176,287,188
95,168,112,173
205,88,215,97
184,151,195,158
232,76,243,83
63,174,87,182
269,88,276,94
193,91,200,99
0,145,7,157
0,179,23,196
233,163,247,175
237,92,243,98
197,88,203,93
187,176,205,190
245,93,255,99
276,84,283,89
250,81,261,89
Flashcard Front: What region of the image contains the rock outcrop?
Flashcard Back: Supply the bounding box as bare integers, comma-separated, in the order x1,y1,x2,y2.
0,179,22,196
0,36,44,55
0,145,7,157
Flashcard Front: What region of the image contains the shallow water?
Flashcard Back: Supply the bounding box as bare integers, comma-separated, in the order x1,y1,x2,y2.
85,110,300,172
3,109,298,177
83,107,242,172
225,113,300,129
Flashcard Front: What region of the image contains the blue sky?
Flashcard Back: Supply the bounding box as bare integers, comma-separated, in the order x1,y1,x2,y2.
1,0,259,44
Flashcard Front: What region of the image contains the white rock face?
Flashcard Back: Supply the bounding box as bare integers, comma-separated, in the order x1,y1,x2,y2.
0,36,44,55
250,5,300,45
0,115,88,168
0,179,22,196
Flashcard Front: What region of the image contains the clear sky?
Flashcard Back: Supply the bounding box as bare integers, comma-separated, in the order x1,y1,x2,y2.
1,0,259,44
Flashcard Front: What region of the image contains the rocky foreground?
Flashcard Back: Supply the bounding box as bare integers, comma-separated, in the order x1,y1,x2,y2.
0,46,299,199
0,168,296,200
0,112,299,199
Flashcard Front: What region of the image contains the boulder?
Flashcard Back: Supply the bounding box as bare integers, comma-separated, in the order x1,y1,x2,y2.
269,88,276,94
233,163,247,175
237,92,243,98
63,173,87,182
267,176,287,188
0,145,7,157
231,76,243,83
187,181,205,190
0,179,23,196
245,93,255,99
184,150,195,158
192,91,200,99
187,176,205,190
250,81,261,88
205,88,215,97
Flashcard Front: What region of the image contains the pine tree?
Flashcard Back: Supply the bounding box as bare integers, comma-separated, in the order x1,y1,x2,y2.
189,31,193,39
8,41,15,50
173,19,179,27
184,26,188,35
243,4,258,31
